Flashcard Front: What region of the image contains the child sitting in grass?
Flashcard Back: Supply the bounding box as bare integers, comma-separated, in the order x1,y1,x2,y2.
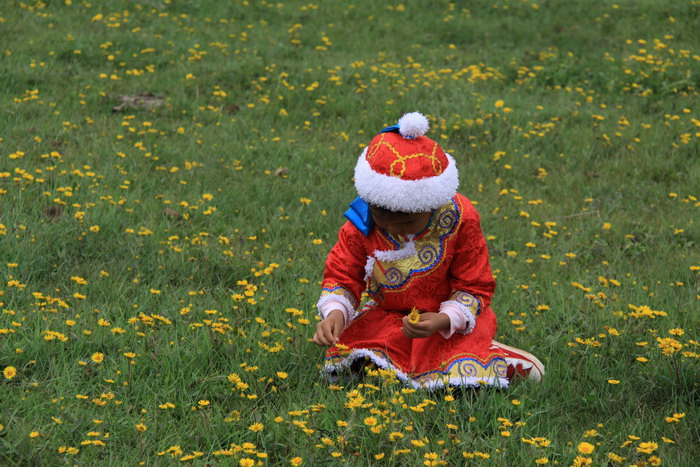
312,112,544,389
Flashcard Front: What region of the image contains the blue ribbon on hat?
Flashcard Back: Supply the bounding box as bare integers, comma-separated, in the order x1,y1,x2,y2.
344,196,374,236
379,124,400,134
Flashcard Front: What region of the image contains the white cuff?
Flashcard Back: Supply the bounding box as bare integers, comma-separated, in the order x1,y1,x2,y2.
317,296,353,328
439,301,476,338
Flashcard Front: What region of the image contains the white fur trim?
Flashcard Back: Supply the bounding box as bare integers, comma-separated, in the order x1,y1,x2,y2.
440,300,476,334
364,256,376,280
317,294,355,327
373,236,416,262
354,149,459,213
322,348,508,390
398,112,429,139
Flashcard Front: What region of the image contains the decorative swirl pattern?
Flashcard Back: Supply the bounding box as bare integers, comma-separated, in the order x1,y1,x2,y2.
450,291,480,316
454,292,477,308
494,360,508,377
438,210,456,229
384,267,403,285
370,198,461,291
417,245,437,264
459,361,478,377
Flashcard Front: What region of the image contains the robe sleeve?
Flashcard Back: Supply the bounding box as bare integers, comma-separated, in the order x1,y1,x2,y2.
317,221,368,326
440,202,496,337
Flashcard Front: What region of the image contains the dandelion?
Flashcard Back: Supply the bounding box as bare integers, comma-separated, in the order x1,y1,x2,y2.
637,441,658,454
363,416,378,426
408,307,421,324
656,337,683,355
578,442,595,454
3,366,17,380
91,352,105,363
248,423,264,432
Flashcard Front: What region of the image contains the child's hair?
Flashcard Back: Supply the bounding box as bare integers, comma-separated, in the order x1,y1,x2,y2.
369,204,418,220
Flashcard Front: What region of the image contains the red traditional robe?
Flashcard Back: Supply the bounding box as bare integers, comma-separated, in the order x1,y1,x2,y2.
319,194,508,388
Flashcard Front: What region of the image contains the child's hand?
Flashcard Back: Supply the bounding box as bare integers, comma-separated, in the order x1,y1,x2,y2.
402,312,450,338
312,309,345,347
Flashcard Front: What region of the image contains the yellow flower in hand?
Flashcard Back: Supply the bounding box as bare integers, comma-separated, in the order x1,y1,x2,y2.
408,307,421,324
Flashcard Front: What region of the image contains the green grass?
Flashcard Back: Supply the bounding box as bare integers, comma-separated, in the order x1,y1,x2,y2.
1,0,699,465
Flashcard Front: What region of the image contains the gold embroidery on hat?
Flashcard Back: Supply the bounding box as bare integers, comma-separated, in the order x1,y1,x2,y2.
368,136,445,178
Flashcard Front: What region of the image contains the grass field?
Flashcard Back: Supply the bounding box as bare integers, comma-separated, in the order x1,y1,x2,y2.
1,0,699,465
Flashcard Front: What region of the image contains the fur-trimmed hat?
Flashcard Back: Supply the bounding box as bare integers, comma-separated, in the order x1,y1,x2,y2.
354,112,459,213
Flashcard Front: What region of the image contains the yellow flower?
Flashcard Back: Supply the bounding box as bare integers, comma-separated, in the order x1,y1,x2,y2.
3,366,17,380
637,441,658,454
656,337,683,355
91,352,104,363
408,307,421,324
248,423,264,432
290,457,303,466
495,99,504,108
135,423,147,432
29,431,41,438
578,442,595,454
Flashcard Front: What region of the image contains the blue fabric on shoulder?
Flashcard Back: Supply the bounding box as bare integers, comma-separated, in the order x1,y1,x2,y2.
344,196,374,236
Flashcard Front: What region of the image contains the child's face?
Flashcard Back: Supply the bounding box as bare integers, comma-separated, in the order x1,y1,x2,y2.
370,206,432,236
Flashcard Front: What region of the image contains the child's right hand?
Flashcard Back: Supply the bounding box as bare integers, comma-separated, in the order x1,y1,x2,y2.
312,309,345,347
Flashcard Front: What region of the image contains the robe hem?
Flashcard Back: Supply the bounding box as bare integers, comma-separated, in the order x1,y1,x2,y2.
322,348,509,390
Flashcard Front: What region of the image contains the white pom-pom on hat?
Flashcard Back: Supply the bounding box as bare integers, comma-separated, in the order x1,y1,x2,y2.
398,112,429,139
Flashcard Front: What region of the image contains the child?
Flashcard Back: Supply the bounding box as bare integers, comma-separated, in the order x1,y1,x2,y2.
313,112,544,389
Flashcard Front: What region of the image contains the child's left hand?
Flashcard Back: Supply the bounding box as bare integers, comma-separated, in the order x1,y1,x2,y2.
401,312,450,338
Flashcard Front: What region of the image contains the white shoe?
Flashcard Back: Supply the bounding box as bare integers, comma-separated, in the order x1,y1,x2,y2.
490,340,545,382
